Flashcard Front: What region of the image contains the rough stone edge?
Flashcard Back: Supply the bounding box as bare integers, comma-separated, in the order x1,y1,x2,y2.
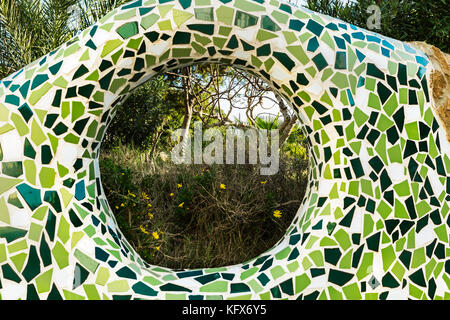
408,41,450,143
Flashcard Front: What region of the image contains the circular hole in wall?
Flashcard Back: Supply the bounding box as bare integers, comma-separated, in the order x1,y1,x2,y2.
99,64,310,269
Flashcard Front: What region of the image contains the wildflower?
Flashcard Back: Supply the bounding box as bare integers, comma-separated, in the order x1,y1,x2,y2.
115,205,119,209
220,184,226,190
120,203,125,207
260,180,267,184
141,192,149,200
178,202,184,208
148,212,154,219
156,246,160,251
169,193,174,197
273,210,282,218
127,190,136,197
140,225,149,234
177,183,182,188
152,232,159,240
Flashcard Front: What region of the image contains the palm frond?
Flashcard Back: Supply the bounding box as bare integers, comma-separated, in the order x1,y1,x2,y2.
0,0,127,79
254,113,281,130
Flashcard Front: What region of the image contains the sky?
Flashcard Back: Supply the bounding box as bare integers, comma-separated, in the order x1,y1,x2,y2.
220,0,307,123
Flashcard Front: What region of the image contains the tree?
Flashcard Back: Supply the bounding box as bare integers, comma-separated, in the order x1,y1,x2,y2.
166,64,300,149
306,0,449,53
0,0,79,78
103,74,187,160
0,0,131,79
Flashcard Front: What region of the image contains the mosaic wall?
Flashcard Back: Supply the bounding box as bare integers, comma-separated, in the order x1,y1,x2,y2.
0,0,449,300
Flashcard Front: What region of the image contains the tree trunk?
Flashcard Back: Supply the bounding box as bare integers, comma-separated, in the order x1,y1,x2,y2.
149,128,164,161
275,93,298,147
279,115,298,146
180,67,194,158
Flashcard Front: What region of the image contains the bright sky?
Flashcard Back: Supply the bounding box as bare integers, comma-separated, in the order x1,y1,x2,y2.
220,0,309,123
219,86,284,123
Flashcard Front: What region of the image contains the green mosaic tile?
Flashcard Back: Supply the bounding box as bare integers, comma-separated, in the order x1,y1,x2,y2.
195,7,214,21
0,0,447,301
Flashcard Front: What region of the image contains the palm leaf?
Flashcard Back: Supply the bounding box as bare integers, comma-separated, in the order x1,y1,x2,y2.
254,113,281,130
0,0,126,79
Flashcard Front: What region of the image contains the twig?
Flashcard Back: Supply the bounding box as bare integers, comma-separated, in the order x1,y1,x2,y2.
273,200,302,208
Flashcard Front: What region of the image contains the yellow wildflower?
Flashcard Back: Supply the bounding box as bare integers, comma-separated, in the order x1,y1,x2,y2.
220,184,226,190
178,202,184,207
140,225,149,234
120,203,125,207
177,183,182,188
156,246,160,251
148,212,154,219
115,205,119,209
273,210,282,218
169,193,174,197
152,232,159,240
260,180,267,184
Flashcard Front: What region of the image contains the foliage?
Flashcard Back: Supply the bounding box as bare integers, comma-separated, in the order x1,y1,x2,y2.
100,144,309,269
0,0,132,79
306,0,450,53
103,75,185,151
0,0,78,78
282,123,309,160
254,114,281,130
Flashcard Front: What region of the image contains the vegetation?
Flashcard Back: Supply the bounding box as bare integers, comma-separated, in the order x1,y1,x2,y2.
0,0,129,79
100,142,309,269
0,0,78,78
103,74,185,154
306,0,449,53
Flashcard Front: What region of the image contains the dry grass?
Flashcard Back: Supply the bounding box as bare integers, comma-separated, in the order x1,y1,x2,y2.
99,144,309,269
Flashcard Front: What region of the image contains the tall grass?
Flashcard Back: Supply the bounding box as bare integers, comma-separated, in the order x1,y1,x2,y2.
99,143,309,269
